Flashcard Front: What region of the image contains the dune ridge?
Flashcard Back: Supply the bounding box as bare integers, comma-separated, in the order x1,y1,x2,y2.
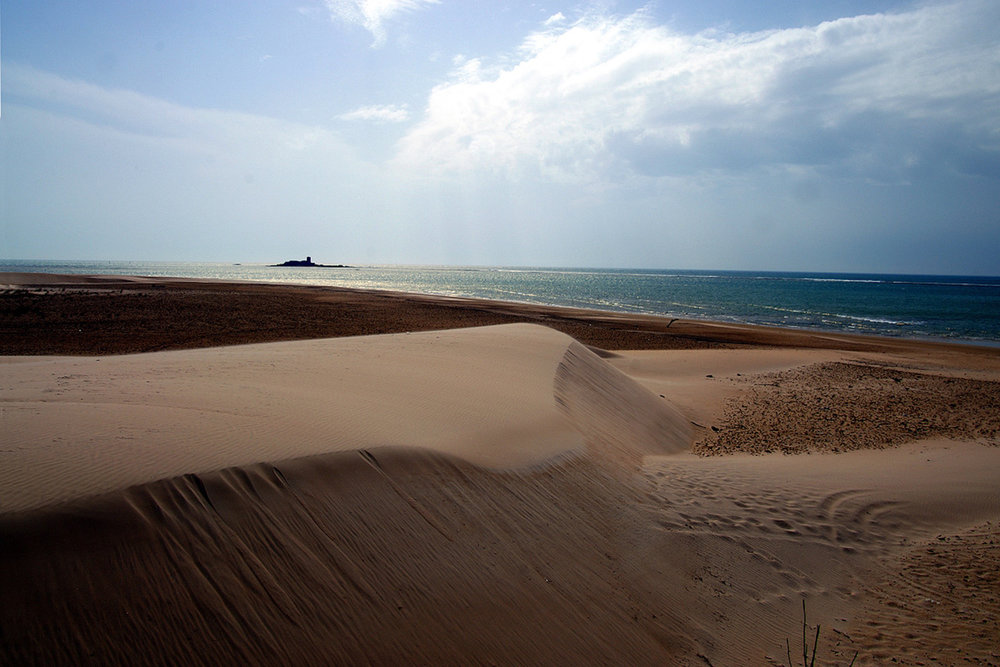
1,448,676,664
555,341,692,472
2,324,696,663
5,324,658,513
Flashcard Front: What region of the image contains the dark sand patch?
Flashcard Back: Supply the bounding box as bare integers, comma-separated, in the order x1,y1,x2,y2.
6,272,993,356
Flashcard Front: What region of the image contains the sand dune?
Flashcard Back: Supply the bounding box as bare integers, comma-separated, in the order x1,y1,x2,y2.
3,282,1000,664
1,324,689,513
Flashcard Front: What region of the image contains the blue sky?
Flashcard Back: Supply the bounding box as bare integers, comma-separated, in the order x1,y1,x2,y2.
2,0,999,274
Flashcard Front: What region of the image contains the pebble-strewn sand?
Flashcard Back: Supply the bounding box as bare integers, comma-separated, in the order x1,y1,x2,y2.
696,360,1000,455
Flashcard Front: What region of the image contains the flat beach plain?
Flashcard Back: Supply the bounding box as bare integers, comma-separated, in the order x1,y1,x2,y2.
2,274,999,665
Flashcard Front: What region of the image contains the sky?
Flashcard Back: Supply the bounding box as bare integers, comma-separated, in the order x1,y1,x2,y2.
2,0,999,274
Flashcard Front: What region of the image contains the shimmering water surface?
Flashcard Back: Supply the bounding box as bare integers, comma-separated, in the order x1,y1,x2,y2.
3,261,999,345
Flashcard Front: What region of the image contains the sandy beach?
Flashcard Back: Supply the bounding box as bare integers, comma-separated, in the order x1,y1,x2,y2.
2,273,999,665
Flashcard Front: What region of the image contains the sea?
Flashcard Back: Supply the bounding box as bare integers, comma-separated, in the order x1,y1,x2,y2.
3,260,999,346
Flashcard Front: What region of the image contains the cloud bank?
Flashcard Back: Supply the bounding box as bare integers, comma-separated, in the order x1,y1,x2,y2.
396,0,1000,184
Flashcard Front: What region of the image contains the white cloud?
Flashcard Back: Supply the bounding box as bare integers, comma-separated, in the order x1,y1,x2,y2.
323,0,440,47
338,104,410,122
4,63,347,158
544,12,566,26
395,0,1000,183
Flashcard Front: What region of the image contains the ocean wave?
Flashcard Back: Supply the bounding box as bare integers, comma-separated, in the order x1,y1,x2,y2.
798,277,885,284
796,276,1000,289
753,304,923,327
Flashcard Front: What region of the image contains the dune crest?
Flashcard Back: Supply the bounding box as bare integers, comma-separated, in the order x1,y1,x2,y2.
555,341,692,472
1,324,688,512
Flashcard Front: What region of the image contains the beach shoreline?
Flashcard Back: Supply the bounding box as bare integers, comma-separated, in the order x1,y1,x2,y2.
2,272,999,664
4,271,996,356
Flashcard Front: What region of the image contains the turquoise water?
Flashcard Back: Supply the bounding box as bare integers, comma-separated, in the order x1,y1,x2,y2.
3,261,999,345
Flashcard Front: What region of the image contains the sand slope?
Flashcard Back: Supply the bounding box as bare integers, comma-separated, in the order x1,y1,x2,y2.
3,323,999,664
3,450,671,664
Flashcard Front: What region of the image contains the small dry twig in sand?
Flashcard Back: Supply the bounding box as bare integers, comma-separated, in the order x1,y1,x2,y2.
785,600,858,667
